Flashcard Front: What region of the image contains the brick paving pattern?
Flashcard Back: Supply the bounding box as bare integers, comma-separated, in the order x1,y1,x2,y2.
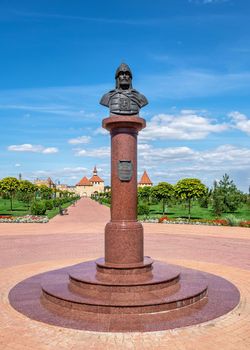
0,198,250,349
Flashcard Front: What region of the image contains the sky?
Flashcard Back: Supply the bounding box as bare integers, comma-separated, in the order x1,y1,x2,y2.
0,0,250,191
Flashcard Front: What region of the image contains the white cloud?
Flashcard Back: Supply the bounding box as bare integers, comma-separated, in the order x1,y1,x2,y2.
0,84,107,123
189,0,229,4
228,111,250,135
8,144,58,154
75,146,110,158
15,163,21,167
94,127,109,135
42,147,58,154
201,145,250,166
0,104,92,119
138,144,250,170
139,144,196,162
75,149,86,156
140,70,250,99
138,144,250,191
62,167,88,174
138,144,152,151
140,111,228,141
30,167,89,182
68,136,91,144
34,170,48,175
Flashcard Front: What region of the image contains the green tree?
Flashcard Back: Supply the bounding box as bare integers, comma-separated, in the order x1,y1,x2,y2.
247,186,250,209
212,174,243,215
30,200,46,215
151,182,174,215
175,178,207,220
38,185,53,200
138,186,152,204
18,180,37,207
0,177,20,211
104,185,111,192
102,190,111,205
199,187,212,208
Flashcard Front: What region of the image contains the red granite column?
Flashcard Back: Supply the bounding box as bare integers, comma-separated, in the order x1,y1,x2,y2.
102,115,146,267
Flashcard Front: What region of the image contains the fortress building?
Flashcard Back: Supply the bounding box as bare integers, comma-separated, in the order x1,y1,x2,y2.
75,166,104,197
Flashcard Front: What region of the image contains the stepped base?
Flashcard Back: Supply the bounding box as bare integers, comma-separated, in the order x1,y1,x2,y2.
9,259,240,332
95,256,153,273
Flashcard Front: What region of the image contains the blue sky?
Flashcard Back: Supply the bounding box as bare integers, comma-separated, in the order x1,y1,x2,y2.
0,0,250,191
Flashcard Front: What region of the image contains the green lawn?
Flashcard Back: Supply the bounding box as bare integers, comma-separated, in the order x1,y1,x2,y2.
0,198,74,219
138,201,250,221
0,198,29,216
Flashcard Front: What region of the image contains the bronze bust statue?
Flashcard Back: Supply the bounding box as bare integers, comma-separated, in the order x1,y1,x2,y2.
100,63,148,115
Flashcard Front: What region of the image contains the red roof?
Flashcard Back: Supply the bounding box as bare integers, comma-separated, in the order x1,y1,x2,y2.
76,176,92,186
89,174,104,183
139,171,153,185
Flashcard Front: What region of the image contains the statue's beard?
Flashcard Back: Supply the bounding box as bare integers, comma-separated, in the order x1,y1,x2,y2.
119,81,130,90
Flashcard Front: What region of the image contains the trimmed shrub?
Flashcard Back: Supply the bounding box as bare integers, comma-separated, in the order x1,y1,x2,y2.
44,199,53,210
224,214,243,227
30,201,46,215
53,199,60,207
138,203,150,216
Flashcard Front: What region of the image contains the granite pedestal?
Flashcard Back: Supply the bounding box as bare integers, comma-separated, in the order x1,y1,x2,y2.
8,115,240,332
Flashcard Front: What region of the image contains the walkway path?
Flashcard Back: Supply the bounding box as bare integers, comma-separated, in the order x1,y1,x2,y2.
0,198,250,349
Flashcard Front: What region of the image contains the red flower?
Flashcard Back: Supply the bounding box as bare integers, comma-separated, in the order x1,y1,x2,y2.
240,221,250,228
212,219,228,226
158,216,169,223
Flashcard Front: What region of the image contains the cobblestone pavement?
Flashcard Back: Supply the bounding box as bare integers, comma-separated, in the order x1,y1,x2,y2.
0,198,250,350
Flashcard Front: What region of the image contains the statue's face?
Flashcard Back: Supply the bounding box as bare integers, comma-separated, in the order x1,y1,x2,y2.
117,71,131,89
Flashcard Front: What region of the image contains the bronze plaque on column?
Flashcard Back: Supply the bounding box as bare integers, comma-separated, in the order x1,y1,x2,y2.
118,161,133,181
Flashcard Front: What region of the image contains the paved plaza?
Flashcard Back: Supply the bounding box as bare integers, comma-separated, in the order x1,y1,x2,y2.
0,198,250,349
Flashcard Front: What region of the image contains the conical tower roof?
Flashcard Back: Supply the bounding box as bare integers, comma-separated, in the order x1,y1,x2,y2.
76,176,92,186
138,170,153,185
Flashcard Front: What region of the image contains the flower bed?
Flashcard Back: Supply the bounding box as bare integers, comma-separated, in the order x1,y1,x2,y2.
157,216,230,226
0,215,13,219
0,215,49,223
240,220,250,228
212,219,228,226
140,216,249,227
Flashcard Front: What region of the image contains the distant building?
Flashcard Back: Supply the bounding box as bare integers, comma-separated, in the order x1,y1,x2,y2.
56,184,69,191
34,177,55,188
66,186,77,194
75,166,104,197
138,170,153,188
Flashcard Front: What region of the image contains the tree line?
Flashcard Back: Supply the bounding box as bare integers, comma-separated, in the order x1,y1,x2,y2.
0,177,79,215
138,174,247,219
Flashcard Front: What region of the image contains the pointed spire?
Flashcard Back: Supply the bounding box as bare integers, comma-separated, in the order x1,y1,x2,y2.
89,165,104,183
138,170,153,185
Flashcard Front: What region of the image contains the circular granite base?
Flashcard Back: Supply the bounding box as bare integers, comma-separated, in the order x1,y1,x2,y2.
8,260,240,332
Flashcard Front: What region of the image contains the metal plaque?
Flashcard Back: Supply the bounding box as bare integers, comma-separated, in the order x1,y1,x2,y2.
118,160,133,181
